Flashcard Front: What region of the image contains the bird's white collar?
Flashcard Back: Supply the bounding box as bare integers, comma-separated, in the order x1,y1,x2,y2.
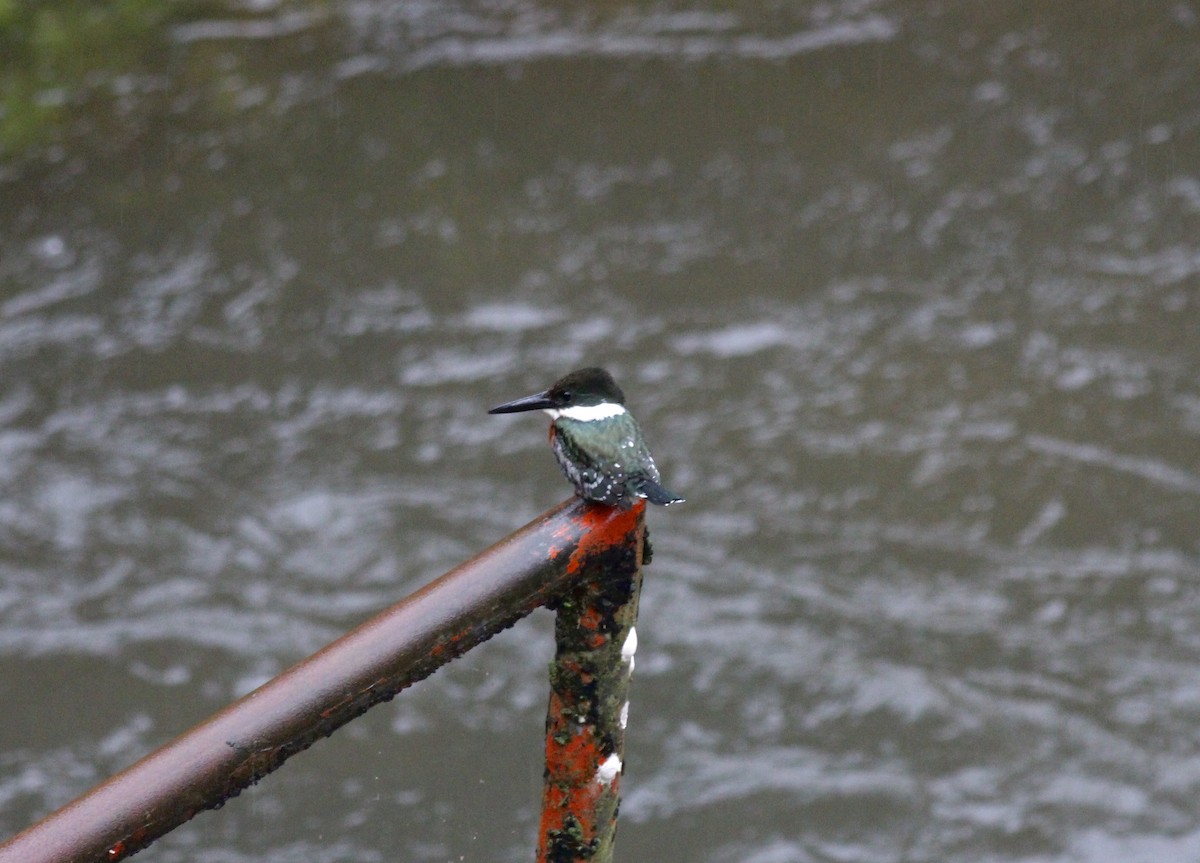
543,403,627,421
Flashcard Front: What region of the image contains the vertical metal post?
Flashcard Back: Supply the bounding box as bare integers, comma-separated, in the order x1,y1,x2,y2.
537,502,646,863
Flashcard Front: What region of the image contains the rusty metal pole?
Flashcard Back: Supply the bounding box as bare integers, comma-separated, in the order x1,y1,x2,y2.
0,498,644,863
537,501,646,863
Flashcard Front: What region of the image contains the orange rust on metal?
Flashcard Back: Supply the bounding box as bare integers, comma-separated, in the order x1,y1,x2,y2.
564,501,643,575
539,694,612,850
0,498,640,863
538,501,645,863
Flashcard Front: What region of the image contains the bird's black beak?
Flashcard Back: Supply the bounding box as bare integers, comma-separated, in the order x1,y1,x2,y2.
488,389,556,414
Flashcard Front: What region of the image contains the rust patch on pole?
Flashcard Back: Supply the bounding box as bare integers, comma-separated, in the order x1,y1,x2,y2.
537,501,645,863
0,498,642,863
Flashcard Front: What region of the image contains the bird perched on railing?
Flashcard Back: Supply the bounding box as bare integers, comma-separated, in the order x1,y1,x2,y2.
489,367,684,510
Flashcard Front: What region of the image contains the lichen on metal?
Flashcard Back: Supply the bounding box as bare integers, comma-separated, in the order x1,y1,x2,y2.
537,501,646,863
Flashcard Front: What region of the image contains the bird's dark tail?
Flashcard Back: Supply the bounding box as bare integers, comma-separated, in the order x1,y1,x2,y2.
630,477,685,506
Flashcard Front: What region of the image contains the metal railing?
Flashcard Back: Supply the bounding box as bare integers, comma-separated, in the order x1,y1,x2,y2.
0,498,647,863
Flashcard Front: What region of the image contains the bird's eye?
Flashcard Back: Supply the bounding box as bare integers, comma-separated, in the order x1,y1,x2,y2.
558,390,571,402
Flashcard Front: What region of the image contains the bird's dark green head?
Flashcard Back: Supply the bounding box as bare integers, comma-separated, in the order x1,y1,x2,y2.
488,367,626,415
544,367,626,408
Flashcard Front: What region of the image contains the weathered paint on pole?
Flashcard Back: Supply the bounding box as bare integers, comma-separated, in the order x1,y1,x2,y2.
0,498,644,863
537,501,646,863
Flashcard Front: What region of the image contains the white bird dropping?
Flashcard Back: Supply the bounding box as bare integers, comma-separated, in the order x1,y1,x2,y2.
596,753,623,785
622,626,638,674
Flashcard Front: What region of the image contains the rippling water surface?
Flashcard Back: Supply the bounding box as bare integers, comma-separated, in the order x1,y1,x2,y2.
2,2,1199,861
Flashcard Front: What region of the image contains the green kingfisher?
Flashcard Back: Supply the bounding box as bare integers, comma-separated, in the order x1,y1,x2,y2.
488,367,684,509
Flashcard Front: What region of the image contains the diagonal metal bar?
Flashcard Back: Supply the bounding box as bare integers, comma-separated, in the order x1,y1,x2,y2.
0,498,644,863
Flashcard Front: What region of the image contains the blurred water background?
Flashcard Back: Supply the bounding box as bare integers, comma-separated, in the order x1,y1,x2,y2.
2,2,1200,861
